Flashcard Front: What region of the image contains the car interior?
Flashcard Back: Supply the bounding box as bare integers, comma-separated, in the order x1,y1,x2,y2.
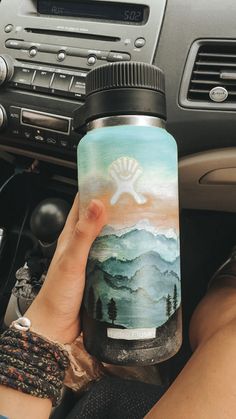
1,0,236,416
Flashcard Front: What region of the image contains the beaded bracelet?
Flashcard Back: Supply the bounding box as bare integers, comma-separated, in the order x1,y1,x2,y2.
0,347,65,380
0,318,70,406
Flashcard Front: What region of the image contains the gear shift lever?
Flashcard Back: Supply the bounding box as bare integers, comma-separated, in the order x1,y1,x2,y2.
4,198,70,327
30,198,70,258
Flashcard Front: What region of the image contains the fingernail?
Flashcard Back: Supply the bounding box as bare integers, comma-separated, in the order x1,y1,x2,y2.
85,200,102,221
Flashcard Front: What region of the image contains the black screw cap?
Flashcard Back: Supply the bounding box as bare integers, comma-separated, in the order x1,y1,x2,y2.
86,61,165,96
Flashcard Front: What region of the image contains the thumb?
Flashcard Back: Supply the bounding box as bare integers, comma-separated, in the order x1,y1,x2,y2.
57,199,107,276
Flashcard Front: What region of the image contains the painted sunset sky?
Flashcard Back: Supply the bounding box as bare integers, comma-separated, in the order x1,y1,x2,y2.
78,125,179,234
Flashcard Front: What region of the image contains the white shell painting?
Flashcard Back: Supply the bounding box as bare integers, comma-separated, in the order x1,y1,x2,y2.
109,157,147,205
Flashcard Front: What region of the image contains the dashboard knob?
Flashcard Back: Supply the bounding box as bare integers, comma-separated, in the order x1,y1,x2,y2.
0,55,14,86
0,105,7,130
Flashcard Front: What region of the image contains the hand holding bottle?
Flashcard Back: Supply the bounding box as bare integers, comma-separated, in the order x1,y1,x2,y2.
25,194,107,344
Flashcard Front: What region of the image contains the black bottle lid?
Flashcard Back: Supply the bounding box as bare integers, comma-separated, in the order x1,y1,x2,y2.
74,62,166,132
86,61,165,96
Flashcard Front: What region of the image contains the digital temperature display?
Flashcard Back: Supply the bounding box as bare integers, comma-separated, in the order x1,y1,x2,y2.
37,1,148,24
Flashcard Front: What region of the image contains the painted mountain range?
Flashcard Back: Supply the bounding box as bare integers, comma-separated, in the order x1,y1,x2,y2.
90,227,179,264
85,222,181,329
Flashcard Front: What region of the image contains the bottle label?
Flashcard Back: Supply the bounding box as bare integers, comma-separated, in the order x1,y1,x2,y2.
107,328,156,340
79,125,181,340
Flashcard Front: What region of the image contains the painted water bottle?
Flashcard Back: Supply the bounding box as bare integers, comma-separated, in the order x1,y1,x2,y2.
75,62,182,365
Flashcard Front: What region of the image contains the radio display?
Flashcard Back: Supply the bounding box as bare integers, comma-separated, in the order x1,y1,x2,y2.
37,1,148,24
21,110,70,134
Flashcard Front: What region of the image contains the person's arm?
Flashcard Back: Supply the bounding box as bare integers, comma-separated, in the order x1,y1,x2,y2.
0,196,107,419
0,387,51,419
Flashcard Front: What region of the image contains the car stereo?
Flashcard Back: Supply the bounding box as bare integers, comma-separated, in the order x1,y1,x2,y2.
0,0,167,164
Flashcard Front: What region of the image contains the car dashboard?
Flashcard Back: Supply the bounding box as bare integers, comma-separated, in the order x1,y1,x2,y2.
0,0,235,213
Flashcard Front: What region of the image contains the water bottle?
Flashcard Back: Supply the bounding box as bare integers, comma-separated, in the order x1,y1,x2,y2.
74,62,182,365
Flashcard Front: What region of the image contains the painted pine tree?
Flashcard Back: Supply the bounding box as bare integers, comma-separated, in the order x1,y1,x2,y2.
173,284,178,311
96,297,103,320
107,298,117,325
166,294,172,318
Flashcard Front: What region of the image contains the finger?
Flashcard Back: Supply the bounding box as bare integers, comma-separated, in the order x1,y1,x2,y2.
57,194,79,249
57,199,107,276
62,193,79,234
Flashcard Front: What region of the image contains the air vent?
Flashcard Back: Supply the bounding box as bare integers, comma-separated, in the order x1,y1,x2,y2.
180,40,236,110
189,43,236,102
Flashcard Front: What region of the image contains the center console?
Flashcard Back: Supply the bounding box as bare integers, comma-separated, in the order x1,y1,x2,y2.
0,0,166,165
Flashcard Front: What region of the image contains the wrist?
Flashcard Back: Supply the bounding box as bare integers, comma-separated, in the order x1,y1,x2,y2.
25,301,79,344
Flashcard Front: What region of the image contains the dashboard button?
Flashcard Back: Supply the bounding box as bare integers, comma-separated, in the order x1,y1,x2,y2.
11,67,35,87
23,130,33,140
67,47,88,58
10,128,21,137
57,51,66,62
59,139,69,148
4,25,14,33
9,106,21,126
29,47,38,58
69,77,86,98
38,44,59,54
5,39,24,49
87,55,97,66
134,37,146,48
46,136,58,146
51,73,72,92
33,70,53,91
107,51,131,62
35,134,45,142
87,49,108,60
